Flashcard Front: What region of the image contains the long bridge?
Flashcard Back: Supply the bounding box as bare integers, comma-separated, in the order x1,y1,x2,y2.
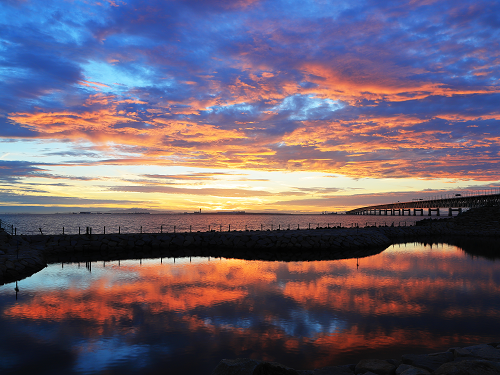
346,192,500,216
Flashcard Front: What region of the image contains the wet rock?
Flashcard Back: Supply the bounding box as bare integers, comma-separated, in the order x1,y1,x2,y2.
448,347,473,358
433,359,500,375
211,358,262,375
211,359,299,375
398,366,430,375
462,344,500,361
309,364,354,375
354,359,396,375
395,365,408,375
401,352,453,372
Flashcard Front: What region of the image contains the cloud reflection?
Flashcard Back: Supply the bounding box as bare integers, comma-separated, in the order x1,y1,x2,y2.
2,243,500,373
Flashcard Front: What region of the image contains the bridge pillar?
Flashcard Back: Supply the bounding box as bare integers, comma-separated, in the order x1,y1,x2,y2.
414,208,424,216
394,209,401,215
402,208,411,216
428,208,440,216
448,208,462,216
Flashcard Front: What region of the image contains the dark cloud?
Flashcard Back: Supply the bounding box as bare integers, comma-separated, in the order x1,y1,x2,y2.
0,118,39,137
0,160,47,182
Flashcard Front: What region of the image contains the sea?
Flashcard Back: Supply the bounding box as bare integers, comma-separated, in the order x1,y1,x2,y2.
0,211,451,236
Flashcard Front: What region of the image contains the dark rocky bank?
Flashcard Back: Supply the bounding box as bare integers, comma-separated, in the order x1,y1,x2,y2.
1,205,499,285
211,342,500,374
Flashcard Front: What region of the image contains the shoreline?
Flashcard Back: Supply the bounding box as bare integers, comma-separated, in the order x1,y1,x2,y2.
211,342,500,374
1,205,500,285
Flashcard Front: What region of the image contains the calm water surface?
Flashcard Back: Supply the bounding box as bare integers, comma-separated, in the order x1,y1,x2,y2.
0,213,436,235
1,242,499,374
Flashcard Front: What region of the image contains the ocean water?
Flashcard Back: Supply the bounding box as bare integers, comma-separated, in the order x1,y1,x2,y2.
0,241,499,374
0,212,444,236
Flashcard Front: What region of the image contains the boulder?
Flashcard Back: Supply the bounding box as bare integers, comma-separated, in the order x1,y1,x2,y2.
309,365,354,374
434,359,500,375
211,359,299,375
462,344,500,361
354,359,396,375
398,366,430,375
401,352,453,372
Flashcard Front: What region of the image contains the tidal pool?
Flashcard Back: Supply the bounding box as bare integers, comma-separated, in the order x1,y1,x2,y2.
1,242,499,374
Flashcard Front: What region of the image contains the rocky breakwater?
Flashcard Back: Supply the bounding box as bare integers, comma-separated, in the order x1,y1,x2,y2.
2,205,499,284
0,228,46,285
211,342,500,374
413,205,500,237
22,227,393,264
366,205,500,242
0,225,396,284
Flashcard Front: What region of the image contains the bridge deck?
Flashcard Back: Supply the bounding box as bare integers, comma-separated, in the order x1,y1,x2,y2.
346,193,500,215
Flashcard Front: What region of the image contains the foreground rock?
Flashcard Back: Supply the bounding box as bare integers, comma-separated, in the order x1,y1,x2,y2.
211,343,500,375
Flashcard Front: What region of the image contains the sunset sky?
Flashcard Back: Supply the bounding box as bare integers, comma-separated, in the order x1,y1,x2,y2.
1,0,499,213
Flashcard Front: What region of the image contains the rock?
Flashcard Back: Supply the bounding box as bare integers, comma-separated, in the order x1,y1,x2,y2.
211,358,262,375
434,359,500,375
395,365,412,375
399,366,430,375
462,344,500,361
309,365,354,374
448,347,473,358
354,359,396,375
401,352,453,372
211,359,299,375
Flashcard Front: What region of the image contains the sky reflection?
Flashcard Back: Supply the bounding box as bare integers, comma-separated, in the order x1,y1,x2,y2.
1,243,500,374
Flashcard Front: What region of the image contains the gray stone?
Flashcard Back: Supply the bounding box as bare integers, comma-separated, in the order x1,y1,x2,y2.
399,366,430,375
434,359,500,375
211,359,299,375
448,347,473,358
354,359,395,375
310,365,354,374
6,269,19,277
401,352,453,372
395,364,412,375
463,344,500,361
211,358,262,375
